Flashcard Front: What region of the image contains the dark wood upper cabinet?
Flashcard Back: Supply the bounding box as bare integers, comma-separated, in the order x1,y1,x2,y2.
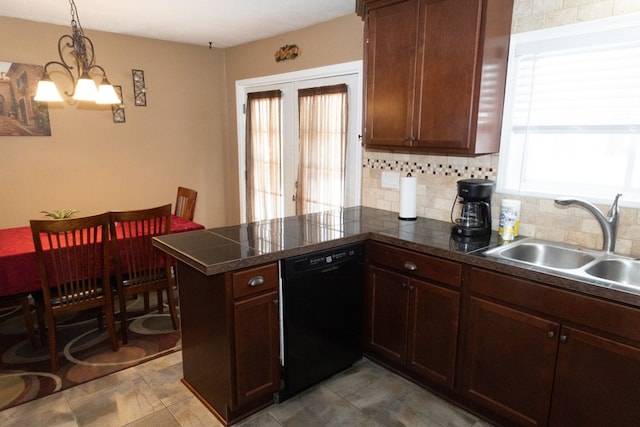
362,0,514,154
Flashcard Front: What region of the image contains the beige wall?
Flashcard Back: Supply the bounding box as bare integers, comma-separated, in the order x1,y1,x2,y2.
4,3,640,255
223,14,364,224
0,17,227,228
362,0,640,256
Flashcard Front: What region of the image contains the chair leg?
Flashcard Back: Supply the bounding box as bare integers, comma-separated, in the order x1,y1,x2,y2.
20,295,37,347
103,305,119,352
165,285,180,331
157,290,164,313
45,312,58,372
119,292,129,345
33,296,47,348
96,308,104,330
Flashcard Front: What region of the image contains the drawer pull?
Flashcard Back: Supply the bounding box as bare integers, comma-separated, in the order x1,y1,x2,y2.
403,261,417,271
248,276,265,287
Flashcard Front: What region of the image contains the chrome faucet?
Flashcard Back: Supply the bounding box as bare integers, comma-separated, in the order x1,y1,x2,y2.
554,194,622,253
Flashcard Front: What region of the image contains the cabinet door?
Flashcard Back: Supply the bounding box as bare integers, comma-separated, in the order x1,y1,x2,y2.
413,0,481,150
364,0,418,148
233,290,280,408
407,278,459,387
366,265,410,365
462,297,558,427
549,326,640,426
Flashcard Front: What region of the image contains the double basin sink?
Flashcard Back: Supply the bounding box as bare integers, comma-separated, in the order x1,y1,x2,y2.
483,238,640,295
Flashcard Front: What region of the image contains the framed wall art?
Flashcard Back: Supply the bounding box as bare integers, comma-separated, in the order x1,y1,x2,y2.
0,61,52,136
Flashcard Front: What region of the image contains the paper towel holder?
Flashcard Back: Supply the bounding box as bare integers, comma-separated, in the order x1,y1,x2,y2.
399,172,417,221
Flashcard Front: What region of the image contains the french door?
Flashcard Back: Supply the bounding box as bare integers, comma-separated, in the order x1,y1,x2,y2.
237,63,362,223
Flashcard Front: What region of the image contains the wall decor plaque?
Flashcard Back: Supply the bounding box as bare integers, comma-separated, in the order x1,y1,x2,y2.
111,85,125,123
132,69,146,106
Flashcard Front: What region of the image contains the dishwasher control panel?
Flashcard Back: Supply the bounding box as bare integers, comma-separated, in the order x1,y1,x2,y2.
282,243,363,278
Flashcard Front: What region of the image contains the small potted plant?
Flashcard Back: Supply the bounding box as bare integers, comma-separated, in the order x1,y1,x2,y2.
40,209,79,219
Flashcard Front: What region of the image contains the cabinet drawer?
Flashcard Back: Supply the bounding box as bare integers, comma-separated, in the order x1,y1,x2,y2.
468,266,640,344
368,242,461,287
232,263,278,299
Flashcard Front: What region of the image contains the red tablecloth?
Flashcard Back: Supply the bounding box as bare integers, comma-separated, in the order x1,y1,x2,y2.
0,215,204,297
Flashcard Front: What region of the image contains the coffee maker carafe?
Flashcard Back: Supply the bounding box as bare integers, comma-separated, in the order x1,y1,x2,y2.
451,179,495,237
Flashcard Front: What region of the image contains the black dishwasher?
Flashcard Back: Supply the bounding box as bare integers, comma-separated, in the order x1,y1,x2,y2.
279,243,364,402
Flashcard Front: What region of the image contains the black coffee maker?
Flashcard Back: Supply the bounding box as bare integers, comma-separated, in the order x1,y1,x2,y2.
451,179,495,237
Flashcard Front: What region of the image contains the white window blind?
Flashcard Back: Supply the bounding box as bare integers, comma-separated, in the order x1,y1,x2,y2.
498,14,640,206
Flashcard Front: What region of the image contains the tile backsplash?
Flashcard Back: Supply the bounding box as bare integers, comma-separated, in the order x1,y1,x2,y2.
361,151,640,257
360,0,640,257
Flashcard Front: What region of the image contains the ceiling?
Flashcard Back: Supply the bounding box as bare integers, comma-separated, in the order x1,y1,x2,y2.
2,0,356,48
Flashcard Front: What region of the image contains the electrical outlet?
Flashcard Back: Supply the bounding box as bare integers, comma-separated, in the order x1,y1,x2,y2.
381,171,400,189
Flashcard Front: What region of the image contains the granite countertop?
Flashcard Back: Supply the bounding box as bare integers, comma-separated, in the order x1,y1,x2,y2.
153,206,640,308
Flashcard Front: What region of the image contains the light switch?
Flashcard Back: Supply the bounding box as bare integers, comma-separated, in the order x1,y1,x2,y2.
381,171,400,189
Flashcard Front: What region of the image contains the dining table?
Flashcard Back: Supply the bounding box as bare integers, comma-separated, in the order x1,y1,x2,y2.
0,215,205,299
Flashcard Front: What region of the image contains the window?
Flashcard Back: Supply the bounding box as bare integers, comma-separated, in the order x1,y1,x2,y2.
498,13,640,206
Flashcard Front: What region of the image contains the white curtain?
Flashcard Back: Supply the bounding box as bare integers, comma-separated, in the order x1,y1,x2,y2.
245,90,282,222
296,84,348,215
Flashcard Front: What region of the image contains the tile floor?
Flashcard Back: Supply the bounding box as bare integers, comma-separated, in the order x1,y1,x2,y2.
0,352,492,427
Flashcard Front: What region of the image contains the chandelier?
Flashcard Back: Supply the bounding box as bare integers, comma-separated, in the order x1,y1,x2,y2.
34,0,120,104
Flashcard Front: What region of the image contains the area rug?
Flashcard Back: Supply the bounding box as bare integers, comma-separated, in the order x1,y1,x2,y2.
0,295,181,411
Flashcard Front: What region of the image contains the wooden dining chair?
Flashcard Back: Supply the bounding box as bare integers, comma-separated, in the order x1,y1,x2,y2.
30,212,119,372
175,186,197,221
109,204,179,344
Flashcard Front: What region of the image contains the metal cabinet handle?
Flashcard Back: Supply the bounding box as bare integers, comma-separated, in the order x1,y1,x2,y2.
547,330,555,339
247,276,265,287
401,282,408,288
559,334,568,343
403,261,417,271
273,299,279,305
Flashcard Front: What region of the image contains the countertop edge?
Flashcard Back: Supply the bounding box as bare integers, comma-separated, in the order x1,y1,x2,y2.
153,218,640,309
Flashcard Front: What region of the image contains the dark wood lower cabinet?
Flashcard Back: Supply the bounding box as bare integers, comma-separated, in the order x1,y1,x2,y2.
462,297,558,426
407,277,459,387
366,263,459,388
233,290,280,408
175,244,640,427
549,326,640,426
367,265,410,365
463,266,640,426
178,261,280,426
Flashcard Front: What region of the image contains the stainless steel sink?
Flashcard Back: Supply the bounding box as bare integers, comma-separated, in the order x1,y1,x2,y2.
483,238,640,296
484,239,597,270
494,242,596,269
585,259,640,286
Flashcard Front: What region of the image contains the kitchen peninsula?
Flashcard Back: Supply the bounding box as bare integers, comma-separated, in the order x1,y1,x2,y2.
153,206,640,426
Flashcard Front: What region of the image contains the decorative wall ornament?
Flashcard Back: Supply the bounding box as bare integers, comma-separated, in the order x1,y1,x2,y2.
0,61,52,136
111,85,125,123
132,69,147,106
275,44,301,62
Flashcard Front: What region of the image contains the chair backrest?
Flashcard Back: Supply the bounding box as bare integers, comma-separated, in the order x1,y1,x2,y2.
30,212,112,310
109,204,172,288
175,186,197,221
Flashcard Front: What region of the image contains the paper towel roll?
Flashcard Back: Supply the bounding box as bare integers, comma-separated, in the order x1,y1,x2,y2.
399,174,417,220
